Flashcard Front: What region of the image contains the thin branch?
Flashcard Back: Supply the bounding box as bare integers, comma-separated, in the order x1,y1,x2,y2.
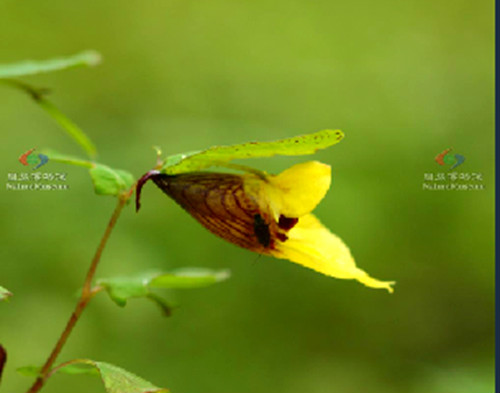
26,193,129,393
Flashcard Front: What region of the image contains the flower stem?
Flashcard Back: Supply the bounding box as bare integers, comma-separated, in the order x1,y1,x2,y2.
25,194,128,393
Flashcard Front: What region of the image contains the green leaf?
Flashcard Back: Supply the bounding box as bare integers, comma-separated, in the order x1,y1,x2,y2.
53,363,99,376
161,129,344,174
98,268,230,312
42,150,94,168
0,287,12,302
0,80,97,158
54,359,169,393
0,51,100,157
42,151,136,198
36,98,97,158
89,164,135,197
0,51,101,78
97,276,149,307
16,366,41,377
149,268,231,289
17,363,99,377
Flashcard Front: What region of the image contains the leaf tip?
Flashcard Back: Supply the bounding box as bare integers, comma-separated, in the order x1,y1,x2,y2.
81,50,102,67
0,286,12,302
334,129,344,141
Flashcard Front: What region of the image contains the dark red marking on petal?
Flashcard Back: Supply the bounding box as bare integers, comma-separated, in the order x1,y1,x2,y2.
276,232,288,242
278,215,298,230
135,170,161,212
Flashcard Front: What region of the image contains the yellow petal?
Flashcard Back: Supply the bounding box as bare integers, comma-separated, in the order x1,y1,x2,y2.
270,214,395,292
259,161,331,218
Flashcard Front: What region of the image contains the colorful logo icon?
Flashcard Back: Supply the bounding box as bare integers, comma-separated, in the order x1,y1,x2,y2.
435,148,465,170
19,148,49,170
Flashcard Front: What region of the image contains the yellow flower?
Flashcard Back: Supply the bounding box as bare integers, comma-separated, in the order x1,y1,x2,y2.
243,161,394,292
137,161,395,292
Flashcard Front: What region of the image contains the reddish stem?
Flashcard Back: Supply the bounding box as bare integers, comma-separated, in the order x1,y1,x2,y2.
135,170,160,212
25,195,128,393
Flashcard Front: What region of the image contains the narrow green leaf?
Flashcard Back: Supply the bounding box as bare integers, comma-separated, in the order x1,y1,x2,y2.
98,269,229,313
42,150,94,168
16,366,41,377
161,150,200,170
0,287,12,302
0,79,97,158
0,51,98,158
0,51,101,78
149,268,231,289
39,152,135,198
17,363,99,377
55,359,169,393
54,363,99,376
97,276,149,307
89,164,135,197
161,129,344,174
37,98,97,158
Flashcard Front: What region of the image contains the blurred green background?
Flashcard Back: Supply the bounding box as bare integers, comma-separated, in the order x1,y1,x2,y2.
0,0,494,392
